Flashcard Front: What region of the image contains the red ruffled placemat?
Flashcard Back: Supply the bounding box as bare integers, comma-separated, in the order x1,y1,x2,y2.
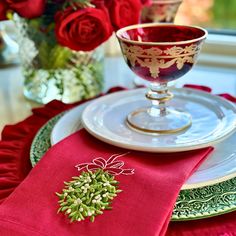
0,100,73,203
0,87,128,204
0,85,236,235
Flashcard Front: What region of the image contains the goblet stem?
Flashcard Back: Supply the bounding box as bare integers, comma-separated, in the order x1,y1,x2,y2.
127,81,191,134
146,82,173,118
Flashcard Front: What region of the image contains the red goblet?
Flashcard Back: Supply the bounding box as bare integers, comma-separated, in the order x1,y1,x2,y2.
116,23,207,134
141,0,183,23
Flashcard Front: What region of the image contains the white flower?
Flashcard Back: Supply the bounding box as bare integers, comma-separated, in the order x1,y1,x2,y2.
76,198,82,204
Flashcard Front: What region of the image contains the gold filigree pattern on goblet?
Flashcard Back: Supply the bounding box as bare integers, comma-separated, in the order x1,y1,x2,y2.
121,44,202,78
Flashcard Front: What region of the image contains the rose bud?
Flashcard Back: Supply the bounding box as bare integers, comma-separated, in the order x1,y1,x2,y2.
6,0,46,19
105,0,142,31
0,1,9,21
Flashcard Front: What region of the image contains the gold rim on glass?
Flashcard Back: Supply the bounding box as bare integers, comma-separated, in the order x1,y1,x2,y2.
116,23,208,46
126,109,192,134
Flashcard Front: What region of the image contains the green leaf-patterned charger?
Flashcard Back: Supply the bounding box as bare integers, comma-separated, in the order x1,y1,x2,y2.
30,112,236,221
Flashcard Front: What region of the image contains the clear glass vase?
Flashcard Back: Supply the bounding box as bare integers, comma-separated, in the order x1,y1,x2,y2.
15,16,104,104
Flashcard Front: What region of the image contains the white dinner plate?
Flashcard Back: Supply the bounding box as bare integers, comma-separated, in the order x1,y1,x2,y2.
51,88,236,190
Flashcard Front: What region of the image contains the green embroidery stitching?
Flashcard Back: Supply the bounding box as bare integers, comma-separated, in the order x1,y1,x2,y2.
56,169,122,222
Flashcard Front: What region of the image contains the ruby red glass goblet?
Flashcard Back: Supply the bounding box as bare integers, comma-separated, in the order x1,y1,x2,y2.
116,23,207,134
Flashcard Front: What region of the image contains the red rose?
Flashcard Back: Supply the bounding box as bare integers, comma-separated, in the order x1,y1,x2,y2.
55,7,113,51
0,1,8,21
6,0,45,19
105,0,142,31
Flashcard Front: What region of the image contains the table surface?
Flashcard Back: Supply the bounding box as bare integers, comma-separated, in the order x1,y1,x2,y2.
0,57,236,137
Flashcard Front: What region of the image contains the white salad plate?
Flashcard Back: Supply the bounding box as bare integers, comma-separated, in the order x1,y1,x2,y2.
51,88,236,190
81,88,236,152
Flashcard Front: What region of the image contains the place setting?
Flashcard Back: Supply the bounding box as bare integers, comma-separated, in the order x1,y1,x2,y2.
25,22,236,231
1,0,236,235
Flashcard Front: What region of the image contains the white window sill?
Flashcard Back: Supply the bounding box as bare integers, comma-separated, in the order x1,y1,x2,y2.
197,33,236,69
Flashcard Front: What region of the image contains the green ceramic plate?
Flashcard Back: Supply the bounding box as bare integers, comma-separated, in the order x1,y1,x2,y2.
30,112,236,221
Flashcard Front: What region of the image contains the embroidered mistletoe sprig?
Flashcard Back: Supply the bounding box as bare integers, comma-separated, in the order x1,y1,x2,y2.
56,153,134,223
56,169,121,222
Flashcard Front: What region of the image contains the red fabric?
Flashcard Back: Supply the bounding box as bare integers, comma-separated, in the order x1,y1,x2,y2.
0,85,236,235
0,129,212,236
0,87,123,204
168,211,236,236
0,101,73,204
183,84,212,93
218,93,236,103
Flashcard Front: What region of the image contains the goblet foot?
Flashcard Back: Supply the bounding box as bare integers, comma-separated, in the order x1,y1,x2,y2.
126,108,191,134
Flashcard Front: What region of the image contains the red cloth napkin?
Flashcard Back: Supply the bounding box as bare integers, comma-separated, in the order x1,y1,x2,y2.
0,129,212,236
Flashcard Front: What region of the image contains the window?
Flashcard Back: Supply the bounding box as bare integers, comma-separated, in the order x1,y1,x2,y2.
174,0,236,68
175,0,236,33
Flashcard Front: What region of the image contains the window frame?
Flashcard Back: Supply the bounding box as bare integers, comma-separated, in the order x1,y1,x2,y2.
197,33,236,69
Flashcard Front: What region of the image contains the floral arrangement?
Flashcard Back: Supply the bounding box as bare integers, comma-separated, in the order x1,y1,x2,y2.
0,0,152,104
0,0,152,52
